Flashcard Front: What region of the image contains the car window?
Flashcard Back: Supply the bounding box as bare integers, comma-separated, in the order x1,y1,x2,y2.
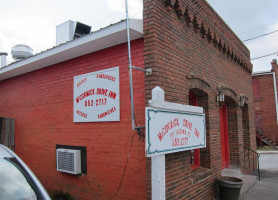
0,158,42,200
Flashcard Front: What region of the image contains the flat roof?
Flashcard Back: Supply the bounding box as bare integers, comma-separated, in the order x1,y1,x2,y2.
252,70,273,76
0,19,143,81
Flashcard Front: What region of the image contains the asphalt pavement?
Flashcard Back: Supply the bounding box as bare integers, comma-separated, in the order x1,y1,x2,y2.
241,151,278,200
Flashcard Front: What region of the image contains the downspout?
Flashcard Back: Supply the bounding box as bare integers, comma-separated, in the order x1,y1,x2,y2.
272,72,278,126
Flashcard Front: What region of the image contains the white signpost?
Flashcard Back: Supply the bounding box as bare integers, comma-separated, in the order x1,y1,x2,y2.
146,86,206,200
73,67,120,122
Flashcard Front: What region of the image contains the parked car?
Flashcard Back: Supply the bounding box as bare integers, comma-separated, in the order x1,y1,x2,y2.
0,144,51,200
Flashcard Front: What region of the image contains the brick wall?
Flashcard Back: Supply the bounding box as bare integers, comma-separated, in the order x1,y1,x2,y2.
144,0,256,199
0,39,147,200
252,59,278,144
253,74,276,143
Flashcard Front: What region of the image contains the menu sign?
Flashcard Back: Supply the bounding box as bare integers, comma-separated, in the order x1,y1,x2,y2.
74,67,120,122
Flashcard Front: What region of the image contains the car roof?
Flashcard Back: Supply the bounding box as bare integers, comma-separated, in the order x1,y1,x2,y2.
0,144,13,158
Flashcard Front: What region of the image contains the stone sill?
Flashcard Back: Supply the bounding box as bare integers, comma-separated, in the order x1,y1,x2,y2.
190,167,212,184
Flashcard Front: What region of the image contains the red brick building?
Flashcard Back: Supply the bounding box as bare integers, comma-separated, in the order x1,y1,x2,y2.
0,1,256,199
252,59,278,147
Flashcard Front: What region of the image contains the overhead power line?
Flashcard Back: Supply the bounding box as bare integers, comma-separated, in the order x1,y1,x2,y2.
243,30,278,42
251,52,278,60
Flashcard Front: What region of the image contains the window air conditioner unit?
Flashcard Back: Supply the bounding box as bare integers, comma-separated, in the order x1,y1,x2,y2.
56,149,81,175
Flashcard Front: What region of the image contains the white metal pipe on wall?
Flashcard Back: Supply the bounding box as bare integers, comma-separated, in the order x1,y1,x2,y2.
126,0,135,130
272,72,278,126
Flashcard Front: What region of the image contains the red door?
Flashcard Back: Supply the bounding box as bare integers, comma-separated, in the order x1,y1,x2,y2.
189,92,200,169
220,104,229,169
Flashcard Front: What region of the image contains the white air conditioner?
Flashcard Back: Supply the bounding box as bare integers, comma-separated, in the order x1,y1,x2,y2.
56,149,81,175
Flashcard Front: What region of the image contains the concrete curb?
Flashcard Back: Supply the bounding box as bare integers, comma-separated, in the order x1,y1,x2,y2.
257,150,278,154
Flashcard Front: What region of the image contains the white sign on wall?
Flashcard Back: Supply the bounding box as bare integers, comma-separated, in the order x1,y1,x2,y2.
74,67,120,122
145,108,206,157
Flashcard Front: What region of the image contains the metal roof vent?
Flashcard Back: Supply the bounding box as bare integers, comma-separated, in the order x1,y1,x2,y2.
11,44,33,61
0,52,8,68
56,20,91,45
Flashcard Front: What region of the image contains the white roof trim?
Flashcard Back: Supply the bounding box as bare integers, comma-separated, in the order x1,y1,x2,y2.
0,19,143,81
252,70,273,76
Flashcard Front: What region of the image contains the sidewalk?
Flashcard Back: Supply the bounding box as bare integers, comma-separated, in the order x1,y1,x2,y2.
240,151,278,200
241,169,278,200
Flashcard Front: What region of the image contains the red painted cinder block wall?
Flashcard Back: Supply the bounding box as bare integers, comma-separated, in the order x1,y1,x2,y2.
0,39,147,200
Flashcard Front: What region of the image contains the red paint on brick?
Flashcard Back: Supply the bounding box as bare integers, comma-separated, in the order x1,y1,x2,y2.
0,39,147,200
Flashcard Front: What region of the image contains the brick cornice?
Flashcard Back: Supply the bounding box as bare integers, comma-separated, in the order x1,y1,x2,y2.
161,0,252,74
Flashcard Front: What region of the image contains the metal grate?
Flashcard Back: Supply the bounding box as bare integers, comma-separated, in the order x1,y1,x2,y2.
57,151,74,172
56,149,81,174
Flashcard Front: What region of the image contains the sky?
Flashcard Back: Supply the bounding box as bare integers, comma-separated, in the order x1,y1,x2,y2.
206,0,278,72
0,0,277,72
0,0,142,64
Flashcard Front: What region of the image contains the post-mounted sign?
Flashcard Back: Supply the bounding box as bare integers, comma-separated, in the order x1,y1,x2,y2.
145,107,206,157
74,67,120,122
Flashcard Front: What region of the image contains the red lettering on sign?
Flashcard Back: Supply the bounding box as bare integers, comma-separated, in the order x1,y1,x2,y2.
77,77,87,88
157,118,179,141
188,131,192,138
175,129,187,136
97,88,108,96
172,137,188,147
76,110,87,118
97,106,116,119
96,74,116,82
194,128,200,138
183,119,192,130
180,138,188,146
85,98,107,107
108,91,117,100
76,89,95,103
170,132,175,138
172,138,180,147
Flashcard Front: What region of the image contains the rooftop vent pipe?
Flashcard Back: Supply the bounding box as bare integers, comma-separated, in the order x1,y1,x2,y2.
11,44,33,61
56,20,91,46
0,52,8,68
